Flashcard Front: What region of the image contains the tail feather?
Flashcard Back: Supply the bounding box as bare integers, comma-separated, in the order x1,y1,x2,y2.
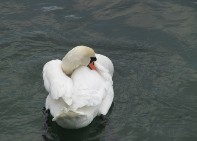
52,108,85,121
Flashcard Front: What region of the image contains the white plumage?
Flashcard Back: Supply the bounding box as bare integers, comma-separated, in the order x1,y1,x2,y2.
43,46,114,129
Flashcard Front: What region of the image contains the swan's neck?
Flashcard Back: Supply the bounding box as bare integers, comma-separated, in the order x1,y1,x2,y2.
61,46,96,75
61,58,78,75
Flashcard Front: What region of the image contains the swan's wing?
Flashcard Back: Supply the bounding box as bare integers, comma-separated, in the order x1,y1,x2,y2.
43,60,73,105
70,67,106,110
98,81,114,115
45,94,67,118
71,89,105,110
94,55,114,115
71,62,114,116
95,54,114,77
95,62,113,84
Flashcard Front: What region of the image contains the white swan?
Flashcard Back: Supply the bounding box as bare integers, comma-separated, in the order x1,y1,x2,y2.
43,46,114,129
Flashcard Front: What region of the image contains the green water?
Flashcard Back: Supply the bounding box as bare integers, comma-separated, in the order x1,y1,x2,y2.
0,0,197,141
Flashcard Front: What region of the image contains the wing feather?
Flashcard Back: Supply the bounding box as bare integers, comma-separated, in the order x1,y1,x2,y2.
43,60,73,105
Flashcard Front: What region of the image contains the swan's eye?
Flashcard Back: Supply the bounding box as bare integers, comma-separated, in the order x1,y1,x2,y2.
90,57,97,63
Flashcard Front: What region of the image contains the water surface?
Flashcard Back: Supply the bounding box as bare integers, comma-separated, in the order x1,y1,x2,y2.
0,0,197,141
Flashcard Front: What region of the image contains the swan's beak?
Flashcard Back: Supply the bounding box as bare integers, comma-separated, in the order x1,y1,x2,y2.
88,57,97,70
88,62,96,70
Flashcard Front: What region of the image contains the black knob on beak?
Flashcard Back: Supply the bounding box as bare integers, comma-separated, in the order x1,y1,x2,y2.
90,57,97,63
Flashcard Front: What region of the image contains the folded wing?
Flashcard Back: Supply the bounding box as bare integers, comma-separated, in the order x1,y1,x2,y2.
43,60,73,105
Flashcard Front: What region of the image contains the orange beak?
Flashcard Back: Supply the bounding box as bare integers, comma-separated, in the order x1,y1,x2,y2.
88,62,96,70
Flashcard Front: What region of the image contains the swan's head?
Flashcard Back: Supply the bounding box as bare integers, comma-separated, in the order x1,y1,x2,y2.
62,46,97,75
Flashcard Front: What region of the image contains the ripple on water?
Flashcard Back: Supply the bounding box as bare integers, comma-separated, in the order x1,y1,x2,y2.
41,6,64,12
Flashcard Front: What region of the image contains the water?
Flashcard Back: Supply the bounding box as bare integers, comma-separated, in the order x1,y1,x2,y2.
0,0,197,141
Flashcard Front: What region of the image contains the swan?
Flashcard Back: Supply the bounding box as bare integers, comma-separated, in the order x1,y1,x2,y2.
43,46,114,129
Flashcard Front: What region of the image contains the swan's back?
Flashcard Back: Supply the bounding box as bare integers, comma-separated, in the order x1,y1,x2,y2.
71,66,106,110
